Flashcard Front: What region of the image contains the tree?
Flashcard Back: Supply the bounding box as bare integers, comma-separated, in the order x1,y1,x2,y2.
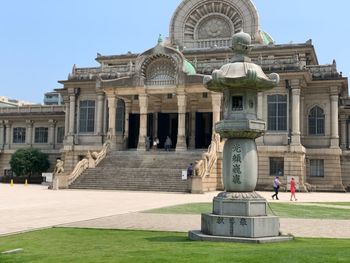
10,148,50,178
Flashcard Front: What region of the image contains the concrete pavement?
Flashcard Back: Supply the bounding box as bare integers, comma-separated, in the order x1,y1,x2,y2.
0,184,349,238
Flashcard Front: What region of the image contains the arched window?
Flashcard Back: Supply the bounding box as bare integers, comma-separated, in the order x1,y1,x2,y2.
309,106,325,135
145,58,176,86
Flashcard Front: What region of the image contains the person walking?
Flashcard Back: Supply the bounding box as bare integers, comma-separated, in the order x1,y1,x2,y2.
289,177,298,201
272,176,281,200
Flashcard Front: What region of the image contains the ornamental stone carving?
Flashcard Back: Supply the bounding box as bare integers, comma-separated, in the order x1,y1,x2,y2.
197,16,232,39
170,0,259,49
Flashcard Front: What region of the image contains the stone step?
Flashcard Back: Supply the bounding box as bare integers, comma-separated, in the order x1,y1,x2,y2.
69,150,200,192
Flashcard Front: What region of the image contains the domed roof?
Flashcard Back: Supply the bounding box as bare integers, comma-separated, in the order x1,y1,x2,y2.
183,59,196,75
170,0,260,49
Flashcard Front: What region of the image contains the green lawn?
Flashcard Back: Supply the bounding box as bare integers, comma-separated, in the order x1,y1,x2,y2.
0,228,349,263
145,202,350,220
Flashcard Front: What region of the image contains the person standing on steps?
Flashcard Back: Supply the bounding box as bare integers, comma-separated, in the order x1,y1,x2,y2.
289,177,298,201
164,136,172,151
272,176,281,200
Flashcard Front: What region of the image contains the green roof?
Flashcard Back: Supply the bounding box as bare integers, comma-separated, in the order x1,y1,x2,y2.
183,59,196,75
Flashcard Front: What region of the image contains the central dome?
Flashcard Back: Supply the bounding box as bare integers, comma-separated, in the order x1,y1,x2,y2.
169,0,261,49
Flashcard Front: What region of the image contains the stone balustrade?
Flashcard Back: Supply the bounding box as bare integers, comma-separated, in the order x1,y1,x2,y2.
0,105,64,114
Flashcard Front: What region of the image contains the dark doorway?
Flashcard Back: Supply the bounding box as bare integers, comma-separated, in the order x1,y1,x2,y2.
195,112,213,149
128,114,140,149
157,113,178,149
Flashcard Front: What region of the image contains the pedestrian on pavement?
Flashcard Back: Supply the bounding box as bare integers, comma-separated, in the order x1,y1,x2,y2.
272,176,281,200
289,177,298,201
145,136,151,151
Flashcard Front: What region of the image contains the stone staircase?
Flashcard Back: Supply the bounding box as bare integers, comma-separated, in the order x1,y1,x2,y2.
69,150,203,192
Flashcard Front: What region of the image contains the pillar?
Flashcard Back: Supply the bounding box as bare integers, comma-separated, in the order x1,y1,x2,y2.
189,110,196,149
107,96,116,149
291,85,301,145
26,120,33,146
340,116,347,149
48,119,56,148
68,94,76,135
137,94,148,151
124,101,131,143
4,120,11,149
211,93,222,131
0,121,4,149
330,93,339,148
176,94,187,151
96,93,105,136
64,102,69,137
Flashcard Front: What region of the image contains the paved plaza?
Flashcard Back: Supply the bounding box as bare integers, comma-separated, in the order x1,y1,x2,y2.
0,184,349,238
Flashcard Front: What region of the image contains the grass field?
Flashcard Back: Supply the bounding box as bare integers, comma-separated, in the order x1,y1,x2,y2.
145,202,350,220
0,228,349,263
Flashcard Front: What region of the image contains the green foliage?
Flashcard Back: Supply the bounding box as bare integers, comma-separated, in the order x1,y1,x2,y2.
0,228,349,263
9,148,50,178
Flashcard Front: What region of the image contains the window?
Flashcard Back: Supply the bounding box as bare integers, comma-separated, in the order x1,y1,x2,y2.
267,95,287,131
270,157,284,176
310,159,324,177
116,99,125,134
202,92,208,98
57,127,65,144
309,106,325,135
34,127,48,143
167,94,173,99
232,96,243,111
13,127,26,143
79,100,95,133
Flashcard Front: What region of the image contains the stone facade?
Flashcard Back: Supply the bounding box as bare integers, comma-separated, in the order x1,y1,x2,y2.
0,0,349,192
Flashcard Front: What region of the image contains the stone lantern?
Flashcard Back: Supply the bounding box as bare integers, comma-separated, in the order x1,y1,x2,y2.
189,31,292,243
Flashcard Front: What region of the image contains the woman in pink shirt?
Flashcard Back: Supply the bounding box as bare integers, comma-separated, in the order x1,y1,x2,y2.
290,178,297,201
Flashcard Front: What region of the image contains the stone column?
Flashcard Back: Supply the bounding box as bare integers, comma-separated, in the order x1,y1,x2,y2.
153,112,158,139
48,119,56,148
26,120,33,146
64,102,69,137
5,120,11,149
96,93,105,136
291,85,301,145
137,94,148,151
68,94,76,135
0,121,4,149
176,94,187,151
211,93,222,131
189,110,196,149
107,96,116,149
340,116,347,149
124,101,131,144
330,93,340,148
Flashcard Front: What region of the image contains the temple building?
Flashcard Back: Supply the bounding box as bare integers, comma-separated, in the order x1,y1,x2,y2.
0,0,349,192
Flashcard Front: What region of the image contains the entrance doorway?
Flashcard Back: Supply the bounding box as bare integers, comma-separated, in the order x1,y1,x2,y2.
128,114,140,149
157,113,178,149
195,112,213,149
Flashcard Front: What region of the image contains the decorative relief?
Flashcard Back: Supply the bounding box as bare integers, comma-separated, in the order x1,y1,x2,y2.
197,17,231,39
143,57,176,86
184,1,243,45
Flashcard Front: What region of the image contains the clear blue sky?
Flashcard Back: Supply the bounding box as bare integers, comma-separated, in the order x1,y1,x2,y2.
0,0,349,104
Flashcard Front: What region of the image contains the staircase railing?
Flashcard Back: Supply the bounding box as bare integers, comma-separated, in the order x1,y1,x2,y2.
66,140,111,186
193,133,222,178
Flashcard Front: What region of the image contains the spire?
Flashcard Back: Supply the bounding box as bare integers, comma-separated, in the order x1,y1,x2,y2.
157,34,163,45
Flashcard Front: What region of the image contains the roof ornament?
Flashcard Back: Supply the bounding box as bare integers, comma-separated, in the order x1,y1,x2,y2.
157,34,163,45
